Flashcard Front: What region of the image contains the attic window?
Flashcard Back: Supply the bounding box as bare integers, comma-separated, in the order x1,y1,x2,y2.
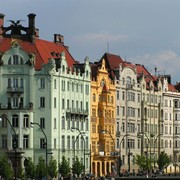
8,55,24,65
62,65,65,73
86,70,88,77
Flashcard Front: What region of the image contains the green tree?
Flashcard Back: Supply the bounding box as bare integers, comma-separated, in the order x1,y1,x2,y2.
0,155,13,179
71,157,84,177
58,155,71,178
48,156,58,178
17,165,25,179
24,157,36,179
157,151,170,170
35,156,48,179
134,154,152,171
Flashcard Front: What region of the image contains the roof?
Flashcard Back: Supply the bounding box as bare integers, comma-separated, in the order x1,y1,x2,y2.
0,37,76,70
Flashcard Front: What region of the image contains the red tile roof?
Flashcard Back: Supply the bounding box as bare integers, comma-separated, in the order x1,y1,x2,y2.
0,37,76,70
168,84,177,92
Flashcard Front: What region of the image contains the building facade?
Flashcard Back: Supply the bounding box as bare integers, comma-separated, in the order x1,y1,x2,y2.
0,13,91,175
90,59,116,176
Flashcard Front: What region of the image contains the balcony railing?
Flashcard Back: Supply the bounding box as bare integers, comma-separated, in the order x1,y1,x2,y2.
7,87,24,94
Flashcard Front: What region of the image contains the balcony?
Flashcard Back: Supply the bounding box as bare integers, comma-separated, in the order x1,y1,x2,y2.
66,108,89,118
7,87,24,94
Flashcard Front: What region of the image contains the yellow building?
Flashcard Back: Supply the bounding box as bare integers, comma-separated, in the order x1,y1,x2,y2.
90,59,116,177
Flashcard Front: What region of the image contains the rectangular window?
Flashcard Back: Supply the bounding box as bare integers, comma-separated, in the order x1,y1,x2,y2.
40,97,45,108
23,135,29,148
20,79,23,88
12,96,18,108
40,118,45,128
54,79,57,89
54,98,57,108
67,136,70,149
40,138,46,149
13,55,18,65
12,116,19,128
54,138,56,149
62,135,65,149
54,118,56,129
117,90,119,100
40,78,45,89
62,99,65,109
67,99,69,109
23,115,29,128
2,135,7,148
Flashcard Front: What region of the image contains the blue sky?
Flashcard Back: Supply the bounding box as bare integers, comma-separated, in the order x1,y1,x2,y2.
1,0,180,84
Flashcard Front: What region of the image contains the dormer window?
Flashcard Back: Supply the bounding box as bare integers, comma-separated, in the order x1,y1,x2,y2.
8,55,24,65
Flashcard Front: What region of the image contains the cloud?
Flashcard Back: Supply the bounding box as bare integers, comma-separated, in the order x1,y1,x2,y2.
131,50,180,83
73,32,127,43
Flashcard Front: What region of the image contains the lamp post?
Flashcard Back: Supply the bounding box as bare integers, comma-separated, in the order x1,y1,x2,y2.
71,127,86,176
30,122,48,167
153,133,163,169
100,130,115,154
137,132,151,171
0,114,17,180
118,134,129,176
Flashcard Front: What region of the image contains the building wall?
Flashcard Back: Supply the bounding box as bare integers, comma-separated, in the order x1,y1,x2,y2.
0,43,91,173
91,59,116,176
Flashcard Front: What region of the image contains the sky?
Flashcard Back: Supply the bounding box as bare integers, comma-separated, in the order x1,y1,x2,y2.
1,0,180,84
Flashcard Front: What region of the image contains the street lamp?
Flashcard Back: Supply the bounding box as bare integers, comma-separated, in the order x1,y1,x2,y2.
153,133,163,168
100,130,115,154
118,134,129,176
71,127,86,176
30,122,48,167
0,114,17,180
138,132,153,173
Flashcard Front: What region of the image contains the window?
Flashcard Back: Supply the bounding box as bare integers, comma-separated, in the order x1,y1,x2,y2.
2,117,7,128
85,85,89,95
67,119,70,129
117,90,119,100
62,116,65,129
54,79,57,89
40,118,45,128
62,136,65,150
2,135,7,148
62,80,65,91
40,138,46,149
117,106,119,116
23,135,29,148
12,96,18,108
85,118,88,131
54,98,57,108
92,93,96,102
54,138,57,149
12,114,18,128
40,78,45,89
23,114,29,128
40,97,45,108
54,118,57,129
67,136,70,149
13,55,19,65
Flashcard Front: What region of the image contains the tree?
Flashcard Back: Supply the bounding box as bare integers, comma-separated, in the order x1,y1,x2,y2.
58,155,71,178
157,151,170,170
24,157,36,179
0,155,13,179
48,156,58,178
134,154,152,171
35,156,48,179
71,156,84,177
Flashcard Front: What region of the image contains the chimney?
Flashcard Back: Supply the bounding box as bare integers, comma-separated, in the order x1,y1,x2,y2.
54,34,64,44
0,13,5,36
28,13,36,30
27,13,36,42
